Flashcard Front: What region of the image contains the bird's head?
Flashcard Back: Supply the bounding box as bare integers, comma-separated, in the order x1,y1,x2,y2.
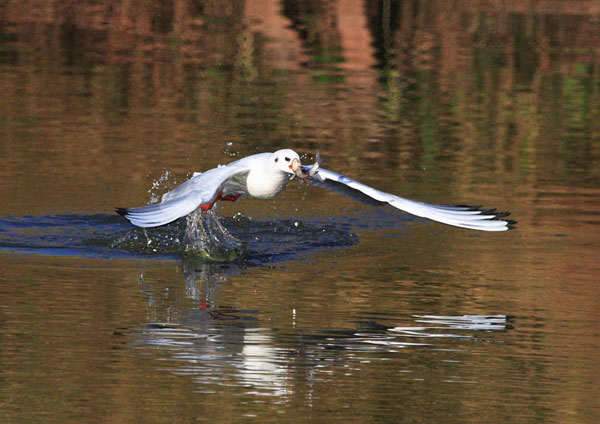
272,149,308,182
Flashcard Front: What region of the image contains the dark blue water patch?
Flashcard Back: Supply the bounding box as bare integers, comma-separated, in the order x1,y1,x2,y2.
0,212,374,264
0,214,135,259
232,215,359,265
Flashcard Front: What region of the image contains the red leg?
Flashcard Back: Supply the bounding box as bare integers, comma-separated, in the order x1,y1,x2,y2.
199,192,241,210
220,193,241,202
200,192,222,211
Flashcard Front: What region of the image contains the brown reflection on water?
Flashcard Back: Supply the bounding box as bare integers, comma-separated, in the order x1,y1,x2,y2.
1,1,600,423
1,0,598,213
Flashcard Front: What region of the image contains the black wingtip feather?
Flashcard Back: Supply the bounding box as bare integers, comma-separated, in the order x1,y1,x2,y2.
493,211,511,219
115,207,129,217
457,204,516,229
456,204,483,211
488,210,516,229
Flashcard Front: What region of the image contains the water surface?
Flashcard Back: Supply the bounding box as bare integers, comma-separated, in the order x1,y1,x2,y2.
1,1,599,423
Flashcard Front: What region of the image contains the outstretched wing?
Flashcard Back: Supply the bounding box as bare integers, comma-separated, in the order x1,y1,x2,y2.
116,164,251,228
116,193,205,228
306,167,515,232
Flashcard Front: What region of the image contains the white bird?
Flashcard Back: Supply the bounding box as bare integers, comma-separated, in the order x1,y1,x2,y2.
116,149,514,231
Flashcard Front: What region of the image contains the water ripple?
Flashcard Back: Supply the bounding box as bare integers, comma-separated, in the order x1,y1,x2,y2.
0,213,359,264
126,313,513,397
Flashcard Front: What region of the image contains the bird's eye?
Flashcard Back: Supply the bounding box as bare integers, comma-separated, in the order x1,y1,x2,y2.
285,157,290,162
275,158,278,162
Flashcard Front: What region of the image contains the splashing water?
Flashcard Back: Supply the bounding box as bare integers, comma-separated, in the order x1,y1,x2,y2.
147,169,178,205
143,170,245,261
183,209,246,261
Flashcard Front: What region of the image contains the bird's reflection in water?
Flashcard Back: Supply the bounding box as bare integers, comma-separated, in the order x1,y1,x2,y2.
135,257,291,396
131,257,514,398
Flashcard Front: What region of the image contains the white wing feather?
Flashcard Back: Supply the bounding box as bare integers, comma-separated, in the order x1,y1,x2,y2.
309,168,513,232
117,194,202,228
117,158,255,228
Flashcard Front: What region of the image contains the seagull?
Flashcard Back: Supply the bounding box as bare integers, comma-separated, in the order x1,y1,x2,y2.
116,149,514,231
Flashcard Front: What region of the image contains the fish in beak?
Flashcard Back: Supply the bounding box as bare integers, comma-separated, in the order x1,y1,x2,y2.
290,152,323,183
290,158,309,183
308,151,322,177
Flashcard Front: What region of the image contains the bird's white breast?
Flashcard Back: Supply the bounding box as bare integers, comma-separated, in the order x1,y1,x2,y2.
246,162,291,199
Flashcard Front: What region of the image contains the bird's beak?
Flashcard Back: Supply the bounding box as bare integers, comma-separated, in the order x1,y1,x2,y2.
290,158,308,183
